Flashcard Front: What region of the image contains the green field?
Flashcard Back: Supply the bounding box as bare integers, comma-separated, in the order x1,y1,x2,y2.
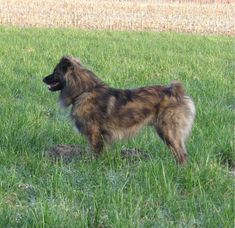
0,27,234,227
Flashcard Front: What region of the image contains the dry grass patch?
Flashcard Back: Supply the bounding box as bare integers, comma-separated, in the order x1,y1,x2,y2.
0,0,234,35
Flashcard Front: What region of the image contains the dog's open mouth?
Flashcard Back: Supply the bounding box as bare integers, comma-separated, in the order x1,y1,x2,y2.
48,82,60,90
43,74,63,92
46,82,63,91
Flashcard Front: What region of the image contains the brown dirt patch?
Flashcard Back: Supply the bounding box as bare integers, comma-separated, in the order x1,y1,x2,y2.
47,144,84,162
121,148,150,160
47,145,151,162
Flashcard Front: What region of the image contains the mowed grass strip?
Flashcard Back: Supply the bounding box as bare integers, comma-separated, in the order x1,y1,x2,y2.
0,27,234,227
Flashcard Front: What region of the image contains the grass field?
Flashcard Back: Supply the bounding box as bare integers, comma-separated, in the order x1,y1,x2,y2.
0,26,234,227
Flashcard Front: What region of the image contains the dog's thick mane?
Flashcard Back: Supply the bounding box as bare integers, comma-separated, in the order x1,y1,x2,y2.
59,56,106,107
66,56,105,88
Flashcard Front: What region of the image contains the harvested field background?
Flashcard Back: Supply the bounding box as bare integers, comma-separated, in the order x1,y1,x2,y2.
0,0,234,35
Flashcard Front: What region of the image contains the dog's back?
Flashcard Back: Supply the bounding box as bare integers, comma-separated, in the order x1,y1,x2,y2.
87,81,195,165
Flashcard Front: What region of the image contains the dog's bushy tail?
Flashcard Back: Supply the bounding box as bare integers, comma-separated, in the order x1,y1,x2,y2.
168,81,185,101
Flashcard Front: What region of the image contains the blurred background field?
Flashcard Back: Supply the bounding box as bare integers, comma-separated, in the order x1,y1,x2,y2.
0,0,234,35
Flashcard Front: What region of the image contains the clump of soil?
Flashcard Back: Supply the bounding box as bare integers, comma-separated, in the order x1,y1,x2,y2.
47,144,84,162
121,148,150,160
47,145,150,163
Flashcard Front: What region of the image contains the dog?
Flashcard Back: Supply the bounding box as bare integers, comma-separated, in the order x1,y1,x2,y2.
43,56,195,165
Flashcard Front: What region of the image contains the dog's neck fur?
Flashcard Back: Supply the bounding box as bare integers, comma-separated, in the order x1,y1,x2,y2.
60,65,106,108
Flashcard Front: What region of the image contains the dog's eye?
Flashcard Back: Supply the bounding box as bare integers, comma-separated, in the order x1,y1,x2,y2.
55,72,64,81
53,72,59,77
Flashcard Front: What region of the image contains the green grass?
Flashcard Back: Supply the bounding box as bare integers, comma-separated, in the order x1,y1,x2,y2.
0,26,234,227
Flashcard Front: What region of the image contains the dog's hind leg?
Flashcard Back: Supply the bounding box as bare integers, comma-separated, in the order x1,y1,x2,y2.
155,97,195,165
156,125,188,165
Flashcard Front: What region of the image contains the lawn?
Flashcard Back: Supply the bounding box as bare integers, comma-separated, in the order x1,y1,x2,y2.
0,27,234,227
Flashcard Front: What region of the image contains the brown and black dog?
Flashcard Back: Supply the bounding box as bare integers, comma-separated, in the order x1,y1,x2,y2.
43,56,195,165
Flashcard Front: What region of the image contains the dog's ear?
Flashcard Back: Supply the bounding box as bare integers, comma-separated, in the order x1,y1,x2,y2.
60,56,73,73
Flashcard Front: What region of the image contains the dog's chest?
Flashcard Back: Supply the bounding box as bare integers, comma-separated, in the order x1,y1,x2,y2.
70,100,87,133
71,111,84,134
72,117,84,133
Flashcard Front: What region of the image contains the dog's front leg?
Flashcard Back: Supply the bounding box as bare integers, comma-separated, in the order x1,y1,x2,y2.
86,124,104,156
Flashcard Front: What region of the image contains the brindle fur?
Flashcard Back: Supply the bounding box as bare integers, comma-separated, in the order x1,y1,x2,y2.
43,56,195,165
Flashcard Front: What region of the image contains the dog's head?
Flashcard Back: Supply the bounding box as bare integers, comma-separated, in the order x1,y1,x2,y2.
43,56,83,107
43,56,74,92
43,56,105,107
